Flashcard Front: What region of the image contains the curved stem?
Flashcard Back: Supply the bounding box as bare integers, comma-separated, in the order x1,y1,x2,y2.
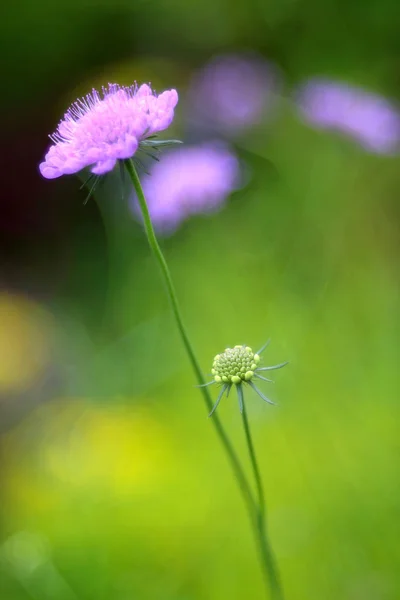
124,158,255,517
241,391,284,600
126,158,286,598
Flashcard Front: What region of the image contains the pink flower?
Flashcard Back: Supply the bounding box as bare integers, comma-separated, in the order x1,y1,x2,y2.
132,143,240,235
296,78,400,154
187,53,280,135
39,83,179,179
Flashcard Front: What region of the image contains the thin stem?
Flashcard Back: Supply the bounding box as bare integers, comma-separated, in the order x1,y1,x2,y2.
240,389,265,516
126,158,284,598
124,158,255,516
241,391,284,600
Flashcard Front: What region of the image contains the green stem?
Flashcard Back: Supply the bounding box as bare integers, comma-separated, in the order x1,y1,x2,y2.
241,391,266,519
241,393,284,600
124,158,255,517
125,158,284,599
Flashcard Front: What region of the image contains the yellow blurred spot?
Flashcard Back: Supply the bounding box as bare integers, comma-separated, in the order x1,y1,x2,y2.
0,293,52,394
42,401,175,494
2,399,177,518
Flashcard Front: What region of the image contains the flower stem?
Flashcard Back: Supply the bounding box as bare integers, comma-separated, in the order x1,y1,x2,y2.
125,158,282,598
241,393,284,600
124,158,255,515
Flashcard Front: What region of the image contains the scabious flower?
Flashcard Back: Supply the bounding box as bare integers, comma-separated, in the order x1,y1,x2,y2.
39,83,179,179
296,78,400,154
199,341,288,416
187,53,280,135
132,143,240,234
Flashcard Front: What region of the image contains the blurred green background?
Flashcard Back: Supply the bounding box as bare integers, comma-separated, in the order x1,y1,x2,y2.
1,0,399,599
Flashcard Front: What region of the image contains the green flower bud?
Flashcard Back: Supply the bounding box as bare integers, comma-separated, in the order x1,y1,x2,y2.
211,345,257,384
204,339,287,417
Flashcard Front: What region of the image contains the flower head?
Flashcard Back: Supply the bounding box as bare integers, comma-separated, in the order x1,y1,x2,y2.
187,53,280,135
200,341,288,416
39,83,179,179
296,78,400,154
212,345,260,384
132,143,240,234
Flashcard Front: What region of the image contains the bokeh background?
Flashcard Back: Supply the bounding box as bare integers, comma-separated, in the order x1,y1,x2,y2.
1,0,399,599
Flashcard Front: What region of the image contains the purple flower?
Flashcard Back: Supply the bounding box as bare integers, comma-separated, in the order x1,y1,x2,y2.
132,143,240,234
39,83,179,179
296,78,400,154
187,53,279,135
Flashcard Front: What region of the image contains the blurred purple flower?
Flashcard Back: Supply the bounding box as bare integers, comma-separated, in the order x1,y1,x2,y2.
132,143,240,234
39,83,178,179
296,78,400,154
187,53,280,135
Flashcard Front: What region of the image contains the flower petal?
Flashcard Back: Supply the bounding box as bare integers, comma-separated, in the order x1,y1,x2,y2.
91,158,117,175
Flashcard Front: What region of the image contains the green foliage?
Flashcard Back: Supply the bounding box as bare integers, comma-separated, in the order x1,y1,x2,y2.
1,0,399,598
